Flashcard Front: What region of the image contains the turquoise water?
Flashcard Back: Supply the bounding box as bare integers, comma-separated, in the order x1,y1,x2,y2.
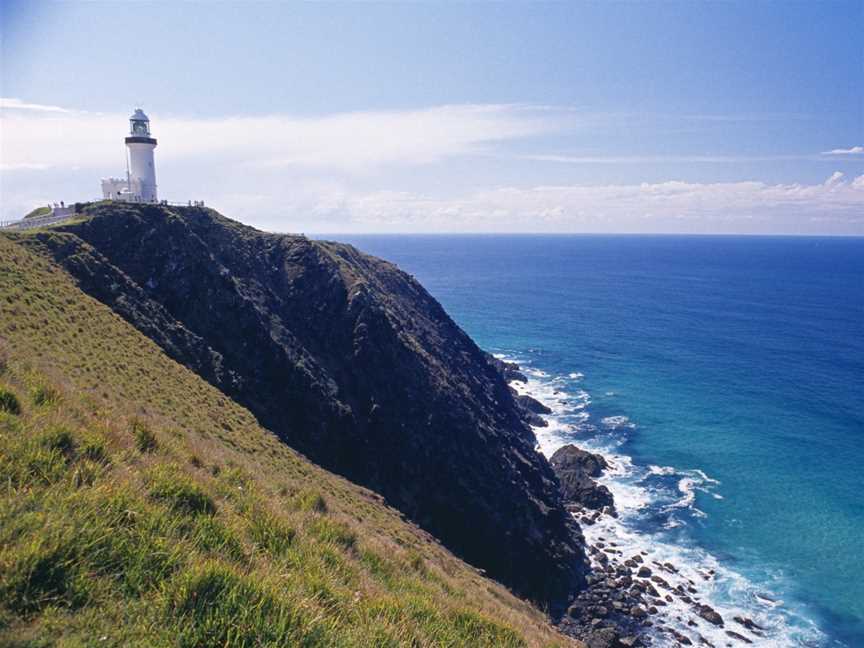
331,234,864,646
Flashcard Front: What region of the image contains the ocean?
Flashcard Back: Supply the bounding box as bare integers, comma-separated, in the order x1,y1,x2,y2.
331,234,864,647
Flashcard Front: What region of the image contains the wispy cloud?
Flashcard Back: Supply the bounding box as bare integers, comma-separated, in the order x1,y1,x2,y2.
3,99,862,234
0,97,73,113
683,112,813,123
265,172,864,234
0,103,566,174
0,162,54,172
821,146,864,156
518,153,817,164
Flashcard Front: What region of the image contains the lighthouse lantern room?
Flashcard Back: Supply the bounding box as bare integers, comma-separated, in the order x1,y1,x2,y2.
101,108,158,203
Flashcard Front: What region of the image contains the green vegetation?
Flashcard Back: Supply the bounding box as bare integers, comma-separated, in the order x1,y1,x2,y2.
0,235,574,647
148,465,217,516
0,387,20,415
292,488,329,513
22,206,51,220
31,384,58,406
133,419,158,453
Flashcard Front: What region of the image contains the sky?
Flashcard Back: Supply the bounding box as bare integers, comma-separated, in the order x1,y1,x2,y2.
1,0,862,234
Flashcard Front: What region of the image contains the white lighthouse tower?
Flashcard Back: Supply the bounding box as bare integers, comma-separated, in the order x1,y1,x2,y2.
101,109,159,202
126,109,158,201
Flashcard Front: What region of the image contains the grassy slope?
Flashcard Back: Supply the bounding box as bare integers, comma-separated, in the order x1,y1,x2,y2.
0,234,578,647
21,207,51,221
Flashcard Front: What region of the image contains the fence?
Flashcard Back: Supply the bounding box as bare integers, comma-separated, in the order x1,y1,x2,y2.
0,199,207,231
0,211,77,231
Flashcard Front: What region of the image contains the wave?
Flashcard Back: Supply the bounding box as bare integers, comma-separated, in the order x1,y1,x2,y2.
499,353,830,648
601,415,636,430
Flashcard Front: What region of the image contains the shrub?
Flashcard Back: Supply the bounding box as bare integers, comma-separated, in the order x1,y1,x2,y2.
132,419,157,453
0,387,21,415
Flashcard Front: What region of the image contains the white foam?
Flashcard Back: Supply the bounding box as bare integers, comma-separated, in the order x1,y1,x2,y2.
601,415,636,430
648,464,676,476
496,354,829,648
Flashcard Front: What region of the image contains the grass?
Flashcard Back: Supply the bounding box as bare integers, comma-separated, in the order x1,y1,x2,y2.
132,419,158,453
30,384,58,407
147,465,217,516
0,387,20,415
22,206,51,220
0,233,577,647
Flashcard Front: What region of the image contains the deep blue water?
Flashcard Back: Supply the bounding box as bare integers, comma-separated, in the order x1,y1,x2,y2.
328,234,864,646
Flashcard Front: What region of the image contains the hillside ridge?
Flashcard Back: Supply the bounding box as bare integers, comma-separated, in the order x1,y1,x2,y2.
14,201,587,606
0,233,578,646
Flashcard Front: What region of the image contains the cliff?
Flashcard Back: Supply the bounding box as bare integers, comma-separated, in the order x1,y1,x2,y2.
17,201,586,605
0,234,578,646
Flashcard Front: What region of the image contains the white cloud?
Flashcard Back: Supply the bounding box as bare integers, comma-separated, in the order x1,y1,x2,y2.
265,172,864,234
2,99,862,234
821,146,864,156
519,153,812,164
0,97,72,113
0,162,53,171
0,103,563,174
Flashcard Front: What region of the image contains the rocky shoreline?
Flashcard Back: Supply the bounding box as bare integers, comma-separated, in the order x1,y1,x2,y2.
554,448,766,648
488,355,770,648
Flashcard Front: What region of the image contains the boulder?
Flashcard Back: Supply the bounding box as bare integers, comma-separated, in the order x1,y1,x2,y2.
484,353,528,383
725,630,753,644
694,603,724,626
550,445,616,511
550,444,609,478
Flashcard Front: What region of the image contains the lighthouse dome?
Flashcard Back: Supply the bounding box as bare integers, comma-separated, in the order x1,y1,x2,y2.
130,108,149,121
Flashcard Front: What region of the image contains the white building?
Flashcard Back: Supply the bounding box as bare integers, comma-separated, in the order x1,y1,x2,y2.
101,109,158,202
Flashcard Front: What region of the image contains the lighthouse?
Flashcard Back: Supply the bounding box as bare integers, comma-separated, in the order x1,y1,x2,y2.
101,108,159,202
126,109,158,201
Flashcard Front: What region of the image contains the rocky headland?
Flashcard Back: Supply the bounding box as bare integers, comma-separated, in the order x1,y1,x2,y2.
12,203,773,646
19,202,586,606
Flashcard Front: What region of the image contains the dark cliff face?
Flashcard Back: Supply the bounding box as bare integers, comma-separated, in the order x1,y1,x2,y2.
24,202,586,604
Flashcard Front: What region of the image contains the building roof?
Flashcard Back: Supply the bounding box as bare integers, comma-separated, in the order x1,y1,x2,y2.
130,108,149,121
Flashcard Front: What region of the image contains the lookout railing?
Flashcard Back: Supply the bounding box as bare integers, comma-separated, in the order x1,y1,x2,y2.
0,199,207,231
0,211,77,231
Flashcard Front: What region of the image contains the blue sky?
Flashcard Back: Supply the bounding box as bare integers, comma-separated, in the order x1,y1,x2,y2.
1,0,862,233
